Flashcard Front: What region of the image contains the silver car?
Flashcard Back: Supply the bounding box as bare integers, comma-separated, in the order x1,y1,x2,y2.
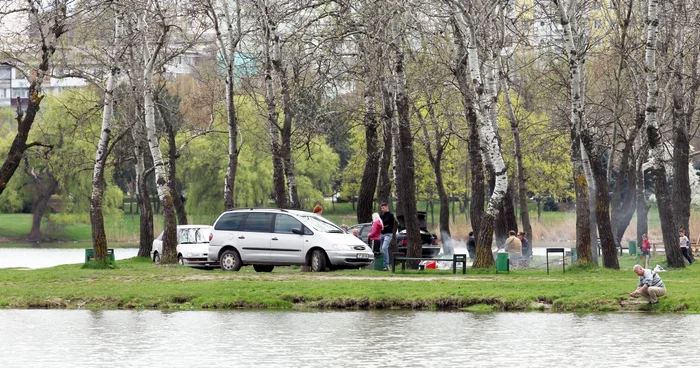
151,225,216,269
208,208,374,272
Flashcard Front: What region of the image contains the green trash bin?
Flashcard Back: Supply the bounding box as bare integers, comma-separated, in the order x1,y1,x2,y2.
628,240,637,256
84,248,115,262
570,248,578,263
373,253,384,271
496,252,509,273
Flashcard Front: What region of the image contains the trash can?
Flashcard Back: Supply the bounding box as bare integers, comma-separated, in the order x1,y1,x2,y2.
570,248,578,263
85,248,115,262
373,253,384,271
496,252,509,273
628,240,637,256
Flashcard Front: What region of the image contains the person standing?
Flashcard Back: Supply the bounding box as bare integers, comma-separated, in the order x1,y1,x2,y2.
379,203,396,271
517,231,531,267
367,212,383,254
641,234,652,268
679,229,693,265
630,264,666,304
467,231,476,259
313,205,323,216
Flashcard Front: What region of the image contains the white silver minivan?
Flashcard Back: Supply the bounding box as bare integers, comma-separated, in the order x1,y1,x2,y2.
208,208,374,272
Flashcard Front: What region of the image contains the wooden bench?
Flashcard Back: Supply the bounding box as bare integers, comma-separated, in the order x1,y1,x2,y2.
391,253,467,274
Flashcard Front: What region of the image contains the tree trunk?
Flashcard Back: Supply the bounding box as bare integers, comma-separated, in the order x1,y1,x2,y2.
0,13,66,196
357,85,380,223
502,182,518,237
376,78,394,206
223,60,239,211
393,38,422,268
636,150,649,253
89,8,122,261
451,18,484,241
26,170,58,243
643,0,684,268
586,143,618,269
158,100,188,226
502,72,532,243
142,19,177,264
132,105,154,258
261,15,286,208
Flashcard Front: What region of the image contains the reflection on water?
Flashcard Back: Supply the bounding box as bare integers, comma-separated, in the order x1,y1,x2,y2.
0,248,139,269
1,310,699,367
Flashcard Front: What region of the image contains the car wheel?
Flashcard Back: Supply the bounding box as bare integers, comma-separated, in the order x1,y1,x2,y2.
310,249,328,272
220,249,242,271
178,255,185,265
253,265,274,272
153,252,160,264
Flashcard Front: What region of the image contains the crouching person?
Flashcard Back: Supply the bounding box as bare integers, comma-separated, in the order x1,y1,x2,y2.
629,264,666,304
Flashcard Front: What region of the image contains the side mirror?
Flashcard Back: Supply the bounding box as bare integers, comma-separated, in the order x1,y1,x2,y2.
292,228,304,235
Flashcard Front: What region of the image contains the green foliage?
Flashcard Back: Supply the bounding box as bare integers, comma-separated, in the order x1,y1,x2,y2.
498,91,573,201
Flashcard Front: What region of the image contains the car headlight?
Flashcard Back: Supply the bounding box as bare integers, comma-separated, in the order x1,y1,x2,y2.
331,244,354,250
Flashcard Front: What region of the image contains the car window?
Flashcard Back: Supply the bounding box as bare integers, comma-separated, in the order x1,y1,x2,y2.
297,215,344,233
215,213,246,231
241,213,274,232
274,214,303,234
179,227,211,244
156,231,164,241
360,225,371,237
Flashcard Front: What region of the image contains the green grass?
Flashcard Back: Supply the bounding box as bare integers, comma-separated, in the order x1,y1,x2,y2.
0,255,697,312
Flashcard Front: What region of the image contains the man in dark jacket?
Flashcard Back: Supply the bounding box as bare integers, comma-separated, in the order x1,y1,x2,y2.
379,203,396,270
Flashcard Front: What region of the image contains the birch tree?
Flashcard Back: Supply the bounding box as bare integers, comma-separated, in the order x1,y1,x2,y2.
90,3,126,262
449,0,508,268
551,0,595,265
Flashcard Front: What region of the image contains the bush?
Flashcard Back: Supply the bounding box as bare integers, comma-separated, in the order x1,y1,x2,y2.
543,196,559,212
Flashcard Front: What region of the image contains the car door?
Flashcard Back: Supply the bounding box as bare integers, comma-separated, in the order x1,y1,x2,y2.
237,212,274,263
270,214,306,264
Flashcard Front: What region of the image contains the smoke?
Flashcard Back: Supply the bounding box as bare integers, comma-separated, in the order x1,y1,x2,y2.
440,231,467,257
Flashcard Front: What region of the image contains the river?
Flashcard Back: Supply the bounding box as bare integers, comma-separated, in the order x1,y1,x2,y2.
1,310,698,367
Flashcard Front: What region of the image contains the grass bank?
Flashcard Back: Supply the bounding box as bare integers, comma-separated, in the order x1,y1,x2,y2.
1,256,698,313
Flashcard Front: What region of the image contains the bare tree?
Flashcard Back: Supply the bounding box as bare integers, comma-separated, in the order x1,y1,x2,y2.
0,0,71,195
643,0,684,267
202,0,243,210
90,3,126,262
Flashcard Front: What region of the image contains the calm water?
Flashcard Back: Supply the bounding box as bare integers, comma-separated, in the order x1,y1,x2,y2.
0,248,140,269
0,310,698,367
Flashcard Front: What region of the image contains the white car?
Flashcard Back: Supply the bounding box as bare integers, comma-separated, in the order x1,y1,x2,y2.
208,208,374,272
151,225,216,268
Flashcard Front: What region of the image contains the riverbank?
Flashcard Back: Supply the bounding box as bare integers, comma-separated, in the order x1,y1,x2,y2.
1,256,698,313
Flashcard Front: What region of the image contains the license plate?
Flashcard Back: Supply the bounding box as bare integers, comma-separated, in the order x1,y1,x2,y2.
357,253,369,258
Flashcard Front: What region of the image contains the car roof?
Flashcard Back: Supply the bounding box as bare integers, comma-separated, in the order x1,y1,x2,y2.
221,208,315,216
176,224,212,229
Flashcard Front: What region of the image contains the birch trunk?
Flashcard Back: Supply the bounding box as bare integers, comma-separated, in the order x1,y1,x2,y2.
553,0,593,265
451,17,484,242
643,0,684,268
142,15,177,264
90,8,123,262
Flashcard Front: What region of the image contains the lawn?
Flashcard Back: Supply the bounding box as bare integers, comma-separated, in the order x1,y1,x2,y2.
0,255,697,313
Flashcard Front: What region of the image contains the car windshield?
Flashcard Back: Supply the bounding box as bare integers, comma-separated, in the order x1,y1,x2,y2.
178,227,211,244
298,215,344,233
